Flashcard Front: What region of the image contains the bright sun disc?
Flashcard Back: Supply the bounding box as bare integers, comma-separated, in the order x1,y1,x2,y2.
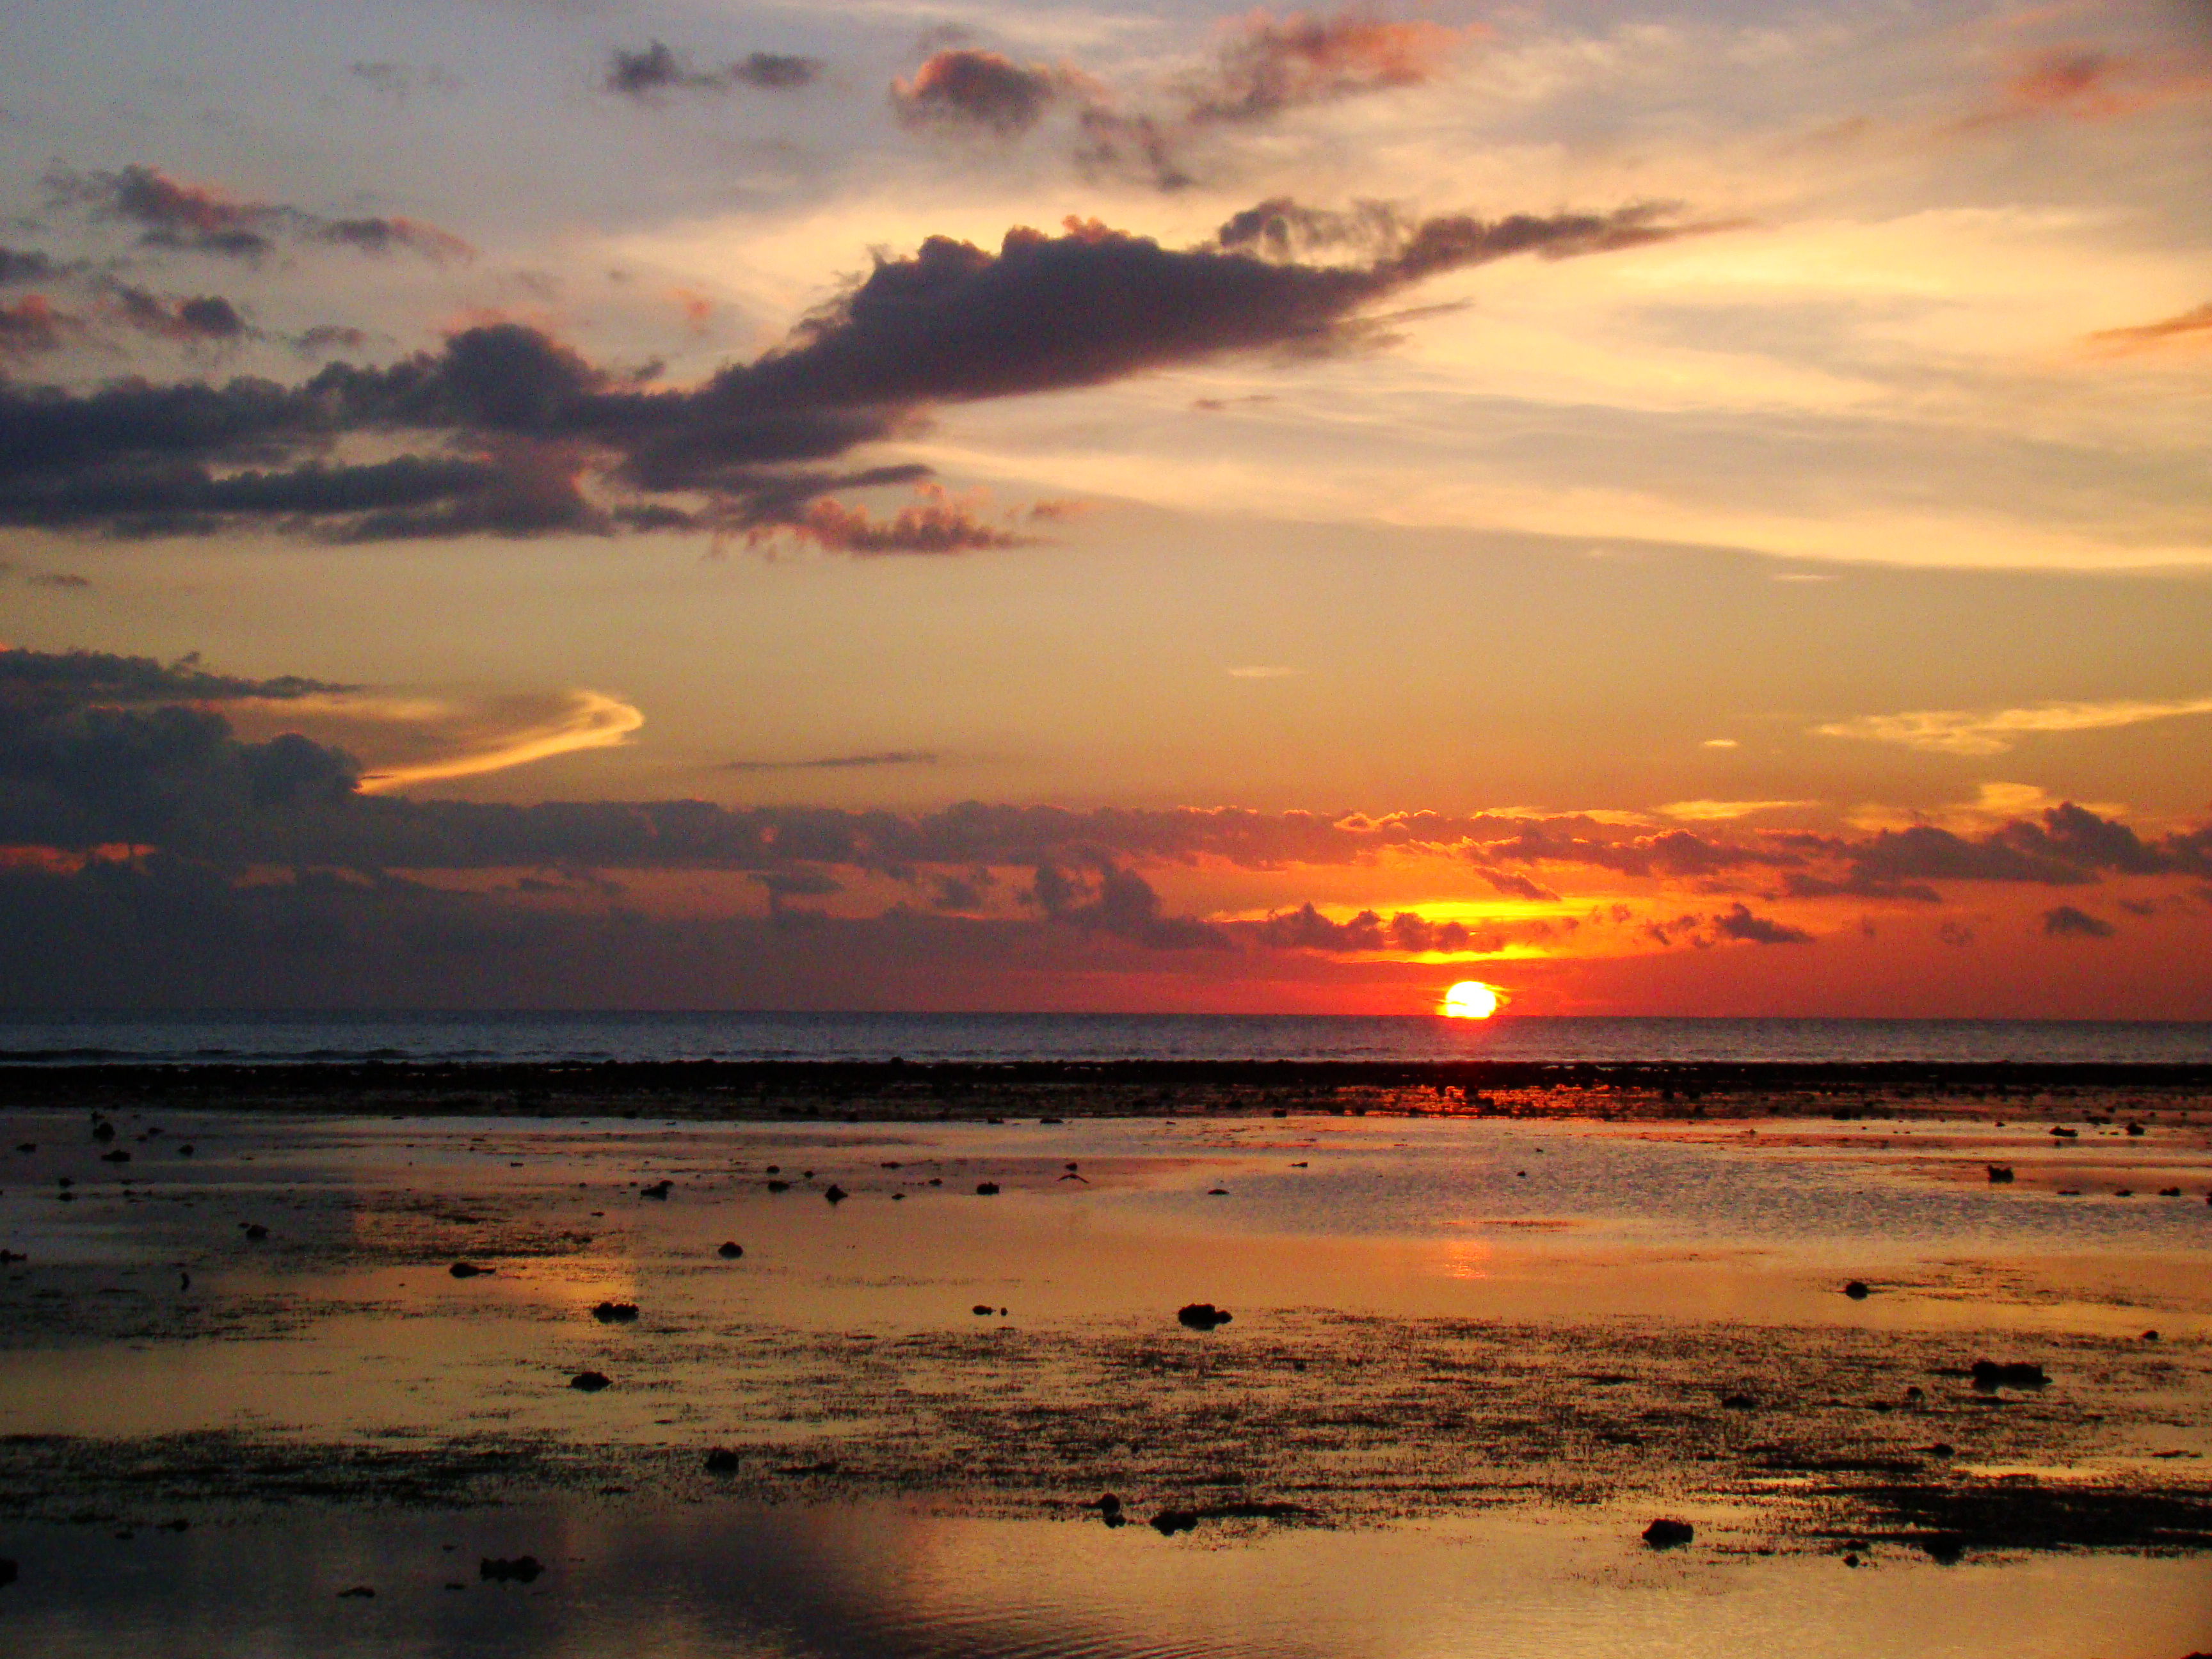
1441,981,1500,1019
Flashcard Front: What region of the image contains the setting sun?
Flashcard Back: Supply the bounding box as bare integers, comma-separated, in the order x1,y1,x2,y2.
1441,980,1502,1019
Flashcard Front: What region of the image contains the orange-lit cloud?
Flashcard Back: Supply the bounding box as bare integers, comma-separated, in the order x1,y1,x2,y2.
1816,694,2212,756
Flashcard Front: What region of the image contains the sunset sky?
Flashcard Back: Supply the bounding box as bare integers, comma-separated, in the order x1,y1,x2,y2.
1,0,2208,1014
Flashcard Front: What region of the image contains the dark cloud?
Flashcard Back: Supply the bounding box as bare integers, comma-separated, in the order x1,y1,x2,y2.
892,51,1075,136
314,216,474,264
109,287,252,344
48,164,472,265
296,324,373,355
0,247,61,285
2042,904,2116,938
26,571,92,589
1247,901,1546,956
0,296,74,356
606,42,822,100
2090,301,2212,349
1710,902,1812,945
726,751,938,773
0,203,1716,541
1185,11,1464,126
1030,859,1226,950
895,11,1473,188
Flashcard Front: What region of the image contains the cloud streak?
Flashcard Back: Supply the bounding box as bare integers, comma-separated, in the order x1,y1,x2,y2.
353,691,645,792
48,164,474,265
1815,695,2212,755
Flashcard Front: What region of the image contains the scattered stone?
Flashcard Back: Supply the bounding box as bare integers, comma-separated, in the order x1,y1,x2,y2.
591,1302,639,1324
1987,1166,2014,1183
92,1122,115,1144
100,1150,130,1164
1150,1509,1199,1536
2159,1187,2182,1198
1919,1534,1965,1565
2050,1126,2078,1139
241,1223,268,1242
704,1448,740,1474
972,1304,994,1316
1206,1188,1229,1196
1642,1518,1695,1548
1927,1443,1956,1457
640,1180,673,1200
1178,1302,1233,1330
12,1143,32,1153
2144,1330,2161,1342
2126,1122,2144,1137
1970,1359,2048,1390
0,1249,24,1264
568,1370,613,1392
1720,1393,1757,1411
975,1182,1000,1196
1843,1281,1870,1299
177,1144,194,1157
764,1166,780,1174
449,1262,491,1279
823,1184,848,1205
337,1585,376,1598
717,1241,744,1259
479,1556,543,1583
765,1180,790,1193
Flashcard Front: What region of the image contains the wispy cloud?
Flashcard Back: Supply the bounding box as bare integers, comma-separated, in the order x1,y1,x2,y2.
1815,696,2212,756
1226,665,1298,679
346,690,644,791
1657,799,1810,821
725,751,938,772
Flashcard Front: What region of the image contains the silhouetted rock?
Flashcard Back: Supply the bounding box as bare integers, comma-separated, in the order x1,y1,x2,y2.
717,1241,744,1259
13,1143,32,1153
337,1585,376,1598
1093,1493,1123,1516
241,1223,268,1241
1987,1165,2014,1183
823,1184,848,1204
973,1181,1000,1196
1971,1359,2048,1390
0,1249,24,1264
1642,1518,1694,1548
2049,1126,2078,1139
92,1121,115,1143
972,1304,994,1316
2126,1121,2144,1137
449,1262,491,1279
100,1150,130,1164
1178,1302,1233,1330
2144,1330,2161,1342
1919,1534,1965,1565
591,1301,639,1323
1720,1393,1756,1411
479,1555,543,1583
704,1448,741,1474
765,1180,791,1193
1150,1509,1199,1535
640,1180,673,1199
1843,1281,1870,1299
1207,1188,1228,1196
177,1144,194,1157
0,1558,15,1587
568,1370,613,1391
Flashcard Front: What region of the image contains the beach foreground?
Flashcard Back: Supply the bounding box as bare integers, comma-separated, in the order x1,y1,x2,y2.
2,1066,2208,1656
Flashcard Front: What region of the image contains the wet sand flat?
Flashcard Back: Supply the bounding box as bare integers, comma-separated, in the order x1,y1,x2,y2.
2,1073,2209,1654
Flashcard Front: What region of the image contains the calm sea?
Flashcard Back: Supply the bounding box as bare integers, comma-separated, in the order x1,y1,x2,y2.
0,1011,2208,1065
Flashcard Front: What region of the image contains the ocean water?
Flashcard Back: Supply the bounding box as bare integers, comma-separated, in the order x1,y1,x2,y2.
0,1009,2209,1065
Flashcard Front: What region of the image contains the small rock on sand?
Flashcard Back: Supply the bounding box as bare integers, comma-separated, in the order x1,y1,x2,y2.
449,1262,491,1279
568,1370,613,1392
1970,1359,2048,1389
1987,1166,2014,1183
717,1242,744,1259
1178,1302,1233,1330
975,1182,1000,1196
640,1180,673,1200
0,1558,16,1588
1150,1509,1199,1536
1642,1519,1695,1548
479,1556,543,1583
1843,1281,1870,1299
591,1302,639,1323
704,1448,741,1474
337,1585,376,1599
823,1184,848,1204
